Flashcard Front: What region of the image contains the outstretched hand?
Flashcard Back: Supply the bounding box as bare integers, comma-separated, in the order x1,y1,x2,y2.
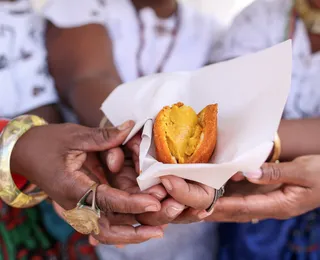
207,156,320,223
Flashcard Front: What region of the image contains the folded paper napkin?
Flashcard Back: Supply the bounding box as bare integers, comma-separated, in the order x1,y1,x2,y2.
101,41,292,191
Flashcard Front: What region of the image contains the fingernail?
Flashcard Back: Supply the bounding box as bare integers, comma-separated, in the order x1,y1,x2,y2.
161,179,173,191
151,193,164,200
145,205,160,212
152,233,164,239
161,224,169,230
107,152,115,167
198,210,211,220
243,169,262,179
166,206,184,218
117,121,132,131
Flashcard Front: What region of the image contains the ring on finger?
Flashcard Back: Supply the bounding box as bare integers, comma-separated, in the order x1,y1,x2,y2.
63,183,101,235
206,185,225,213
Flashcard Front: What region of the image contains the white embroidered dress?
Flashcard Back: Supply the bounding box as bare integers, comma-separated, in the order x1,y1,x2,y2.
0,0,57,118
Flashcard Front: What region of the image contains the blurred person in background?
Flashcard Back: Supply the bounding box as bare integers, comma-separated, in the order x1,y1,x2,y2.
210,0,320,259
0,0,76,258
41,0,223,259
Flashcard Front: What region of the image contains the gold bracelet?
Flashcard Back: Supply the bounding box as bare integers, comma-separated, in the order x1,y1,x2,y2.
269,133,281,163
0,115,48,208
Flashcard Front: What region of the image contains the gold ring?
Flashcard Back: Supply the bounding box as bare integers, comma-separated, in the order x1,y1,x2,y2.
63,183,101,235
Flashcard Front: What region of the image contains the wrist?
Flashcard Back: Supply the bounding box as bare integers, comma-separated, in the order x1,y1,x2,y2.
10,126,40,178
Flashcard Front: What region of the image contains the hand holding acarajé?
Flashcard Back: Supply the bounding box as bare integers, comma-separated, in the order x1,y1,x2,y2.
153,102,218,164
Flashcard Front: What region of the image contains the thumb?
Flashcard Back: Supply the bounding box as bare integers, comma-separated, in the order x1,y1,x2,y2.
72,120,135,152
244,161,307,186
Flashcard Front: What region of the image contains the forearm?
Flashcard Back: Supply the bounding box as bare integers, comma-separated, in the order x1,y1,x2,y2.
27,104,62,124
46,23,121,127
67,75,120,127
278,118,320,161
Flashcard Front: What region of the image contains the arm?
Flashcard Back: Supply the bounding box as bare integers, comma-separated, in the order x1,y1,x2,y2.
27,104,61,124
46,23,122,127
279,119,320,161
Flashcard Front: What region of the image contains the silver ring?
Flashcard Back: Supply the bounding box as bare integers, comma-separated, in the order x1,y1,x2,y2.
206,185,225,212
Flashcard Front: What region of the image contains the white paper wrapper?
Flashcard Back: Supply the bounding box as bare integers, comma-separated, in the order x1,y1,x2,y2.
102,41,292,191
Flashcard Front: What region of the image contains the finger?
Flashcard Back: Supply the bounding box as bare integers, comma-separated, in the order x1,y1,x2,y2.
231,172,245,182
143,185,167,201
94,225,163,245
95,184,161,214
83,153,107,184
132,153,140,174
102,148,125,173
161,176,214,210
211,190,295,221
244,161,309,186
59,171,97,210
110,168,166,200
108,166,140,193
126,134,141,158
173,207,213,224
52,201,65,219
126,134,141,173
136,198,185,226
107,213,137,226
71,120,135,152
89,236,100,246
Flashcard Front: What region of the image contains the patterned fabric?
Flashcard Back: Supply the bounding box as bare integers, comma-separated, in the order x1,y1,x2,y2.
0,0,57,118
42,0,222,83
0,200,98,260
211,0,320,259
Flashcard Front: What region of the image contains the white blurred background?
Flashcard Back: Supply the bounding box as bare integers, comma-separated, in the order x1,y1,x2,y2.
180,0,255,26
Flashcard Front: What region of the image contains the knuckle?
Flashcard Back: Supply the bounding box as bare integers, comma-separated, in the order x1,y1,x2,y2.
137,214,166,226
122,202,133,214
267,165,282,182
230,201,250,220
60,123,79,143
196,189,214,210
97,236,111,245
97,195,115,213
62,123,78,132
90,128,108,147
